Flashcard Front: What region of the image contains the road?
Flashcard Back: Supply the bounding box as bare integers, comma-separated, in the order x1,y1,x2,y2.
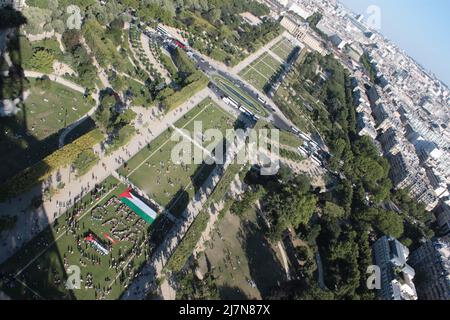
141,26,328,156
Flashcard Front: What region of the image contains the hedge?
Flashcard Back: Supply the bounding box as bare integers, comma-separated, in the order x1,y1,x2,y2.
72,148,99,177
159,53,178,79
162,74,209,112
0,129,104,201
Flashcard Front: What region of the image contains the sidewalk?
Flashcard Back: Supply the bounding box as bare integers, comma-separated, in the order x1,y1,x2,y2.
232,31,288,74
0,88,211,265
24,70,85,94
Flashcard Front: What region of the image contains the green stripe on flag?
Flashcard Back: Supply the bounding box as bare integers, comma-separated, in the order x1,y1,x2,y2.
120,198,155,224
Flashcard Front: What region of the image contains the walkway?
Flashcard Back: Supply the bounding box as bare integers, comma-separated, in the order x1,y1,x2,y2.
0,88,210,265
122,124,253,300
24,70,85,94
232,31,288,74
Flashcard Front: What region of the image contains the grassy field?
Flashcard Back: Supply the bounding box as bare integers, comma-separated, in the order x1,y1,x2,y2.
0,176,174,300
240,38,298,93
118,98,236,217
202,206,287,299
270,38,295,61
239,52,283,92
24,79,93,141
240,68,268,90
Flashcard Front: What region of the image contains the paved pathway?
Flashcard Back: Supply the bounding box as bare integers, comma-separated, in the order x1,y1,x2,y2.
0,88,210,265
232,31,287,74
277,241,291,280
24,70,85,93
122,125,253,300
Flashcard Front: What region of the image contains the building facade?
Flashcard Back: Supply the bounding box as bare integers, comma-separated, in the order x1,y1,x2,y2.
372,236,418,300
408,239,450,300
280,16,327,55
436,202,450,237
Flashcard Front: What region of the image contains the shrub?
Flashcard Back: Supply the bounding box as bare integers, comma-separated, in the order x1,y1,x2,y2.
0,129,104,201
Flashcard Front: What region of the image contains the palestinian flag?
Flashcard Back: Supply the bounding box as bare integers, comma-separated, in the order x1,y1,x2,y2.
118,188,157,224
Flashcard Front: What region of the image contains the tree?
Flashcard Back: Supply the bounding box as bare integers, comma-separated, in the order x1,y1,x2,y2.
276,164,293,184
323,202,345,220
22,7,52,34
295,282,334,300
115,109,137,126
62,29,82,52
231,185,265,216
94,97,114,132
374,210,404,238
296,246,309,261
29,50,54,73
265,177,317,241
51,19,66,34
205,8,221,24
72,149,99,176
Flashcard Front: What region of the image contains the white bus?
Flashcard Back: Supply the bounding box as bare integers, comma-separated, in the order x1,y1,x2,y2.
290,126,301,135
298,146,309,157
257,96,266,105
239,106,252,116
298,132,310,141
156,25,171,39
223,97,239,109
311,155,322,166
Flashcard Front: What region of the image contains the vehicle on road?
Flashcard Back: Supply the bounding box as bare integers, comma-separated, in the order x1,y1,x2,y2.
257,96,267,105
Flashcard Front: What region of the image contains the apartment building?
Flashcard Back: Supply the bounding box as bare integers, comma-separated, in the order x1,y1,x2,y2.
409,239,450,300
372,236,418,300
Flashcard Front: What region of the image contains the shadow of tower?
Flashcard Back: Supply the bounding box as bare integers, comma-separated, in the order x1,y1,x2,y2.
0,6,75,300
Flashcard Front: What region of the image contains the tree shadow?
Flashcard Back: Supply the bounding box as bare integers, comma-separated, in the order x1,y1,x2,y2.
218,285,251,300
242,214,287,299
0,8,74,300
166,187,190,218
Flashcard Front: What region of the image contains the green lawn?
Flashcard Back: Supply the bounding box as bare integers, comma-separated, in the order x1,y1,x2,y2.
118,99,236,217
240,69,268,91
270,38,295,61
24,79,93,141
0,176,174,300
240,53,283,92
279,130,303,149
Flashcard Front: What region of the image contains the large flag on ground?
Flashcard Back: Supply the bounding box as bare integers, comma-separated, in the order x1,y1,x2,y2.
118,188,157,224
